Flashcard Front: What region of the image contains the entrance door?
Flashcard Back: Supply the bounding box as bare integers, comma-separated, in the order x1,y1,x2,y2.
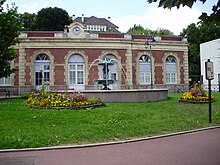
34,64,50,89
34,54,50,89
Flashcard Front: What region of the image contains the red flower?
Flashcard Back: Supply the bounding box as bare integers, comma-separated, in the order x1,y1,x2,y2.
191,91,196,95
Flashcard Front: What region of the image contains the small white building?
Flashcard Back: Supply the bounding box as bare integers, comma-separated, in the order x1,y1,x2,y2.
200,38,220,91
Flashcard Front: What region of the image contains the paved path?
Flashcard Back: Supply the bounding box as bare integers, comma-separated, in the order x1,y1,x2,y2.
0,128,220,165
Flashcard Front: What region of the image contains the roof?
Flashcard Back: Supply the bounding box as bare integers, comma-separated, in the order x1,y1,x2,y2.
73,16,119,29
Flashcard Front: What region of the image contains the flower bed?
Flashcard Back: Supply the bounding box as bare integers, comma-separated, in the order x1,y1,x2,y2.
26,91,105,110
179,83,214,103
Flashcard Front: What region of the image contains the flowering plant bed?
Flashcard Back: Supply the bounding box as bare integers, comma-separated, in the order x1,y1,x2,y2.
26,91,105,110
179,83,215,103
178,97,213,104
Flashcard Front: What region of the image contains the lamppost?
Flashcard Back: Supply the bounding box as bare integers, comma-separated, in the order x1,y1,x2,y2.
145,35,156,89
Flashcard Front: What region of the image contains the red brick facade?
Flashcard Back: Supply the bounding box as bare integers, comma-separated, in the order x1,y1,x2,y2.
1,28,189,94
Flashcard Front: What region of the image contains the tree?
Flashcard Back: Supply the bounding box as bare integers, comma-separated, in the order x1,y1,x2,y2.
127,24,174,35
21,12,37,31
146,0,220,25
36,7,71,31
127,24,146,34
154,28,174,35
0,0,22,78
180,23,220,82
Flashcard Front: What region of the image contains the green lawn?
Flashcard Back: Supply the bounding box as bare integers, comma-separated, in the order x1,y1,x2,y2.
0,93,219,149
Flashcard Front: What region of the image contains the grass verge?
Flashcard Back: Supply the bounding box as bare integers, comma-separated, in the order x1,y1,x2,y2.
0,93,219,149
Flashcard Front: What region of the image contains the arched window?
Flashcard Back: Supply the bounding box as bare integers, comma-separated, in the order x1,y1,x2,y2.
34,54,50,86
139,55,151,84
68,54,85,89
102,54,118,81
166,56,177,84
35,54,50,61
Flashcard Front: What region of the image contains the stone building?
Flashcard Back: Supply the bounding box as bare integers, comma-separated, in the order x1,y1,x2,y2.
72,15,119,32
0,21,189,94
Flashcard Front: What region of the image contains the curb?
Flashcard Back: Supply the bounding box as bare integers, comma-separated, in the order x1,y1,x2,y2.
0,125,219,153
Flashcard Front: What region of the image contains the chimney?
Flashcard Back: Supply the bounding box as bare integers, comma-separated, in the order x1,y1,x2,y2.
72,14,75,21
108,17,111,21
82,14,84,22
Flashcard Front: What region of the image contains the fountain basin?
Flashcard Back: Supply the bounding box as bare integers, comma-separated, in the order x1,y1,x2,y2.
94,79,115,84
80,89,168,102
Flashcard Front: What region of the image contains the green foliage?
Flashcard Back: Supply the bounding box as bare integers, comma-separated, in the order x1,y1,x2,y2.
20,91,31,99
0,0,22,78
147,0,205,9
127,24,146,34
180,23,220,79
146,0,220,25
20,90,38,99
155,28,174,35
199,24,220,42
20,12,37,31
36,7,71,31
127,24,174,35
199,2,220,25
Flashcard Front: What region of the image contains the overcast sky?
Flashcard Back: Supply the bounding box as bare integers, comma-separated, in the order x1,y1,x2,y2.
4,0,218,35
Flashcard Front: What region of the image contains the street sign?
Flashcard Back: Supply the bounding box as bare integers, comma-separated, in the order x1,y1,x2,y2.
205,59,214,80
205,59,214,123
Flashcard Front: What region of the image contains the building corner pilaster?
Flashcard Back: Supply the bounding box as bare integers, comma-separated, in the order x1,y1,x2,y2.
125,45,133,87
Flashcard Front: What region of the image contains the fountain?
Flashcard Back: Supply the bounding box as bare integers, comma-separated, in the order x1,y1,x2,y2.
94,58,115,90
79,57,169,102
89,57,126,90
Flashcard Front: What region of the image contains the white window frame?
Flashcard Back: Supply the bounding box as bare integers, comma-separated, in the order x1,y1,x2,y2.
34,54,50,88
68,54,85,90
0,77,11,86
139,72,151,84
166,56,177,84
69,64,84,85
139,55,151,84
34,64,50,86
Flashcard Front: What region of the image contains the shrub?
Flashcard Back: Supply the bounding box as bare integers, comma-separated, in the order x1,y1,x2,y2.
20,90,38,99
